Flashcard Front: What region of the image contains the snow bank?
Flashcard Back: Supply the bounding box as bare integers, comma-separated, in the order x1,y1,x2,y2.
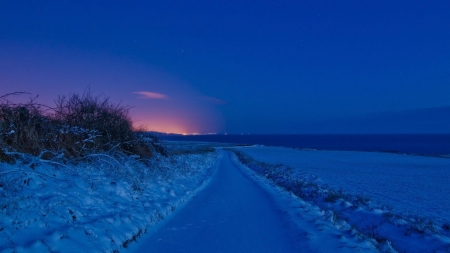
0,150,219,252
232,146,450,253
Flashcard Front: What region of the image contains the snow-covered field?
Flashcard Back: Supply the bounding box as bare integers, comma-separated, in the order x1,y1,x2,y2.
233,146,450,253
0,145,219,252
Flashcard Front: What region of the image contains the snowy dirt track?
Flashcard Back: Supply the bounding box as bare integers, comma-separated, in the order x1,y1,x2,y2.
127,151,379,253
127,151,299,252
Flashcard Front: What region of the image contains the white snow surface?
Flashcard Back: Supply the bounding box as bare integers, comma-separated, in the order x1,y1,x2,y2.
237,146,450,224
235,146,450,252
0,150,219,252
2,142,450,253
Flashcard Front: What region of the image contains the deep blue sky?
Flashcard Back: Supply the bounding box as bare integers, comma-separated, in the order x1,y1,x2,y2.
1,1,449,134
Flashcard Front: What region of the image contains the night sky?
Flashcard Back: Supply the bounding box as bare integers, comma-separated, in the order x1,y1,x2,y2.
1,1,449,134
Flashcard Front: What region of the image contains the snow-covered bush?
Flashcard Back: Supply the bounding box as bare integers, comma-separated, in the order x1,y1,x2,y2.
53,91,138,155
0,91,162,162
0,92,57,161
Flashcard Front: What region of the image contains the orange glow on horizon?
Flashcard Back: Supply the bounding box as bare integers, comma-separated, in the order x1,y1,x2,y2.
133,121,189,135
132,116,214,135
130,91,225,133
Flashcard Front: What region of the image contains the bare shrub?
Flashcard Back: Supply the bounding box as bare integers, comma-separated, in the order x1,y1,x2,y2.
54,91,133,147
0,91,157,162
0,93,57,160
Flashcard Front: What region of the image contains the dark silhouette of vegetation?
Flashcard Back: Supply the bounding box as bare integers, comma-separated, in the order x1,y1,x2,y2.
0,91,165,163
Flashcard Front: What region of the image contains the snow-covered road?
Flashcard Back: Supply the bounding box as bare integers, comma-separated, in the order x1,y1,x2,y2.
128,151,299,252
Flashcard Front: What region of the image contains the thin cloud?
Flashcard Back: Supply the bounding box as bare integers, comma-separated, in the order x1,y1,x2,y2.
133,91,168,99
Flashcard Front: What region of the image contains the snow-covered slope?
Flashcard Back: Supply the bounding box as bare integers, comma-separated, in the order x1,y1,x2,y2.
0,150,219,252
